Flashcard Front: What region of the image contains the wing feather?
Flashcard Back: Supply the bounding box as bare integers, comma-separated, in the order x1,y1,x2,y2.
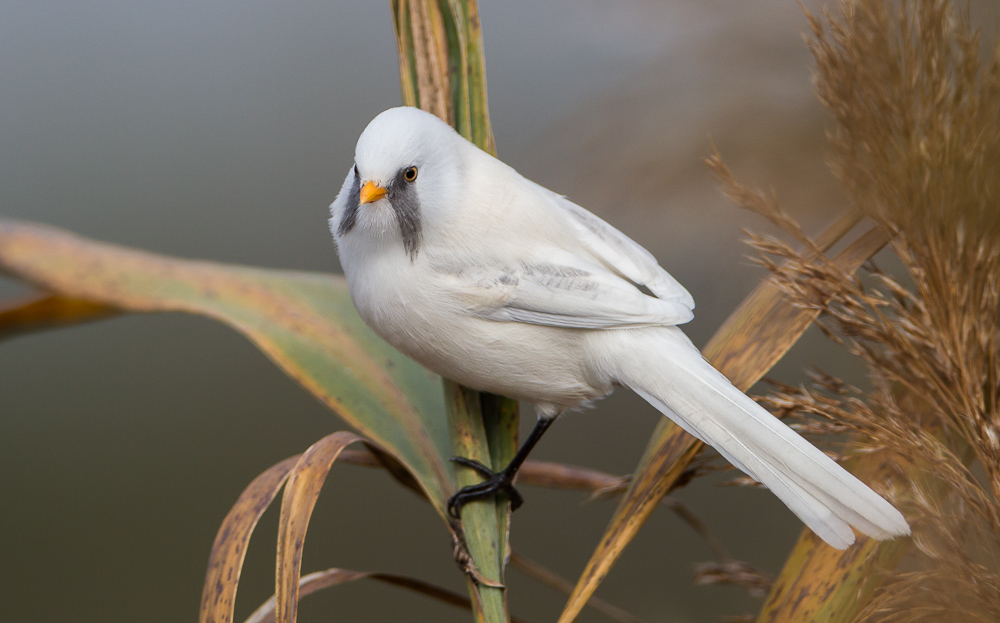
433,178,696,331
438,251,693,330
555,196,695,309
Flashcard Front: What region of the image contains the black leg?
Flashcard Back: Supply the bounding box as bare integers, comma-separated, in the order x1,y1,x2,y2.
447,416,556,518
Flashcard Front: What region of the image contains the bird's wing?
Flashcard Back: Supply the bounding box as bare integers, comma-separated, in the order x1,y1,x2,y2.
438,250,693,329
554,195,695,310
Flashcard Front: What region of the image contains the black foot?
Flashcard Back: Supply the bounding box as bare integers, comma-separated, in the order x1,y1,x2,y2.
447,457,524,518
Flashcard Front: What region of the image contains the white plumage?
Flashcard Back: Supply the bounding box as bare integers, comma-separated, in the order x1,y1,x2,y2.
330,106,909,549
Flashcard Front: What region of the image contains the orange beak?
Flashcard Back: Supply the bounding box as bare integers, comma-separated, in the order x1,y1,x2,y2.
359,181,388,205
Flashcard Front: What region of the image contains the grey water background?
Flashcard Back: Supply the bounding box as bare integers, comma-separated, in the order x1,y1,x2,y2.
2,2,996,621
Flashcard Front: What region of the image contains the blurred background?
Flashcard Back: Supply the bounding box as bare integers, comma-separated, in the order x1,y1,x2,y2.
1,1,997,622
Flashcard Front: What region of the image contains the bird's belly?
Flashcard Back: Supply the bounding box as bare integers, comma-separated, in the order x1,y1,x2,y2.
409,318,605,408
348,264,608,409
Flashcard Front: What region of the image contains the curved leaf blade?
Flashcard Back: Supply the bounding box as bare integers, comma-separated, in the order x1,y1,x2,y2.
0,293,119,339
0,218,453,513
245,567,497,623
200,456,301,623
275,431,363,623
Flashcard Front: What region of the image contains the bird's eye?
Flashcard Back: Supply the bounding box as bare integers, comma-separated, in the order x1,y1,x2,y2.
403,166,418,182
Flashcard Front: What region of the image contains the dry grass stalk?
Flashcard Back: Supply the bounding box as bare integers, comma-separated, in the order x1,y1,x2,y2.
732,1,1000,621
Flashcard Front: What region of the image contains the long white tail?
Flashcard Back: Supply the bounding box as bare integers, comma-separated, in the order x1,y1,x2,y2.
601,327,909,550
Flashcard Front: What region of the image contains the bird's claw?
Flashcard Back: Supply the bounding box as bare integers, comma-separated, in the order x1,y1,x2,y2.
449,456,496,479
447,457,524,518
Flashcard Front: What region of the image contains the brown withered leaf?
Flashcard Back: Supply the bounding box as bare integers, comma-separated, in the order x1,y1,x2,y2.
336,447,629,498
200,456,301,623
0,293,119,339
274,431,364,623
245,566,534,623
243,567,534,623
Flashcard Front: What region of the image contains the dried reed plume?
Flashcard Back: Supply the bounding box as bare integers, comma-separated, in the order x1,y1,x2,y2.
715,0,998,620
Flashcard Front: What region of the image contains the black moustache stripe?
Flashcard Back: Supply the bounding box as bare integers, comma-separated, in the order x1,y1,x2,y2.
337,172,361,236
391,167,422,259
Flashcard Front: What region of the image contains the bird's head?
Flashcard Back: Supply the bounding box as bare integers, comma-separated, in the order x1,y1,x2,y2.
330,107,465,260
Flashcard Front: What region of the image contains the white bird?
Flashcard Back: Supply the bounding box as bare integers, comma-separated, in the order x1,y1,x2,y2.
329,106,909,549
